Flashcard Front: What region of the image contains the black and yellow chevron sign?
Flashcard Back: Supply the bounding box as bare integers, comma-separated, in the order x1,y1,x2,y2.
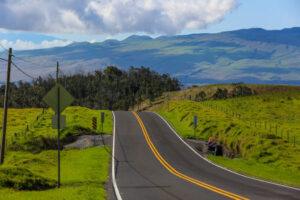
92,117,97,130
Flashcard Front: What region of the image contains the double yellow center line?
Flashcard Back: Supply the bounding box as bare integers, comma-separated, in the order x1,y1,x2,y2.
132,112,249,200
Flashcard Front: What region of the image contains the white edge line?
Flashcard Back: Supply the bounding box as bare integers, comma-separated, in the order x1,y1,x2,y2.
152,112,300,192
112,111,123,200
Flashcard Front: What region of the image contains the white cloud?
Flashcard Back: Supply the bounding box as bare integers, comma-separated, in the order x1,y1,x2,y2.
0,0,237,35
0,39,72,50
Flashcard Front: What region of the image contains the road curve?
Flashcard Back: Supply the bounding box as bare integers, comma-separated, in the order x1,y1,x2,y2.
112,111,300,200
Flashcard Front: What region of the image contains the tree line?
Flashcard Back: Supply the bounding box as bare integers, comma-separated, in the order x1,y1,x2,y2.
0,66,181,110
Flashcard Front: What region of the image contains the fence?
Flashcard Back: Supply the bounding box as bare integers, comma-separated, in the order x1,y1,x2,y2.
200,101,298,147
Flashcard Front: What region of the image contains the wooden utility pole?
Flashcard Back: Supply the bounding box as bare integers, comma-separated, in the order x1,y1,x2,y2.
56,61,61,188
0,48,12,164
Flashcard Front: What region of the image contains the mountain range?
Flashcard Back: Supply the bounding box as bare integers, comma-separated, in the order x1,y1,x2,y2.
9,27,300,85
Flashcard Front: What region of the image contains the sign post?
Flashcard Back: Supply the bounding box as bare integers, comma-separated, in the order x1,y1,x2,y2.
43,62,74,188
101,112,105,132
193,116,198,138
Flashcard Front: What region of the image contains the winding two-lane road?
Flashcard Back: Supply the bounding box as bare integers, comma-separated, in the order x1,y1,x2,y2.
112,111,300,200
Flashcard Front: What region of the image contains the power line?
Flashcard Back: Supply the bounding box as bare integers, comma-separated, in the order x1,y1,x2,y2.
13,55,54,69
1,45,52,69
11,61,36,80
1,57,42,80
0,42,8,57
0,43,52,67
0,42,8,51
13,55,39,65
0,58,8,62
0,50,7,57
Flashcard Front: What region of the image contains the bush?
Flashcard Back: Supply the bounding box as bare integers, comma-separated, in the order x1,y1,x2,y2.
195,91,206,101
9,135,57,153
230,85,254,97
0,167,56,190
212,88,228,99
9,125,99,153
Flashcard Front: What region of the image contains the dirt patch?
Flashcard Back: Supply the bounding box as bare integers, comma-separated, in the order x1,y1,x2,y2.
64,135,112,150
186,139,208,155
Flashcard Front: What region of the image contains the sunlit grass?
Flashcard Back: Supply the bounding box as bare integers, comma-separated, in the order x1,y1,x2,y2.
0,106,112,146
156,90,300,186
0,147,110,200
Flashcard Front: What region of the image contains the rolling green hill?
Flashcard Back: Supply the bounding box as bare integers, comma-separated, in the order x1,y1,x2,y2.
149,84,300,187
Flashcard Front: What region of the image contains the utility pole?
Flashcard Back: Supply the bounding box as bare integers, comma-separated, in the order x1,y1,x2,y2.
56,61,61,188
0,48,12,164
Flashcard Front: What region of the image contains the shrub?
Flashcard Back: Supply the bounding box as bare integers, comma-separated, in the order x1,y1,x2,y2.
212,88,228,99
195,91,206,101
230,85,254,97
9,125,98,153
0,167,56,190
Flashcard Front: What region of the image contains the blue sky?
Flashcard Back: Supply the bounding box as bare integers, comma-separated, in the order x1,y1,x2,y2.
197,0,300,33
0,0,300,50
51,0,300,42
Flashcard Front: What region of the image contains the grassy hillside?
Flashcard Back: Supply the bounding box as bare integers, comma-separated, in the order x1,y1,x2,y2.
0,106,112,150
153,85,300,187
0,107,113,199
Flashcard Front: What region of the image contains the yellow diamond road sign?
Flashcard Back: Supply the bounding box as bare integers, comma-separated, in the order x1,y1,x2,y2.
43,83,74,113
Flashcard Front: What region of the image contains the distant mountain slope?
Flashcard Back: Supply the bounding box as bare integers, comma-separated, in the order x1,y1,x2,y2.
12,27,300,85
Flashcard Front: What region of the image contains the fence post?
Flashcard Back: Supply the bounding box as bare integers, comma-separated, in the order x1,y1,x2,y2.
264,121,267,129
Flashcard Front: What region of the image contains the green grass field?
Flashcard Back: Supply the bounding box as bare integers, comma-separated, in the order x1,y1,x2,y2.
208,155,300,187
0,147,109,200
155,89,300,187
0,106,113,199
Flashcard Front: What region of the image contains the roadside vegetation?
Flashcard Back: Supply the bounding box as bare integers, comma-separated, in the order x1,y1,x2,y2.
0,106,112,199
152,84,300,187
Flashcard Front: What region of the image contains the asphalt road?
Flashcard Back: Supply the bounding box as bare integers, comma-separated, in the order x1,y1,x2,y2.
113,111,300,200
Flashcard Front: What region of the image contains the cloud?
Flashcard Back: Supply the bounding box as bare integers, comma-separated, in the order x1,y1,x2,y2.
0,39,72,50
0,0,237,35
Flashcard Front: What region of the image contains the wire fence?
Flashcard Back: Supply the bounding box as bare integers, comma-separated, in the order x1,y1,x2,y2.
8,108,47,147
200,101,298,147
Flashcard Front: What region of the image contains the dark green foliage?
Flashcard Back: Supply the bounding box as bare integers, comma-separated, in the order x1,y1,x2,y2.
230,85,254,97
195,91,207,101
207,85,254,100
212,88,228,99
0,167,56,190
0,66,180,110
9,126,98,153
9,135,57,153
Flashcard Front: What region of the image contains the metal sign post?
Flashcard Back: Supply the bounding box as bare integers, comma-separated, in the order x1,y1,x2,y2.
43,62,74,188
56,66,61,188
193,116,198,138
